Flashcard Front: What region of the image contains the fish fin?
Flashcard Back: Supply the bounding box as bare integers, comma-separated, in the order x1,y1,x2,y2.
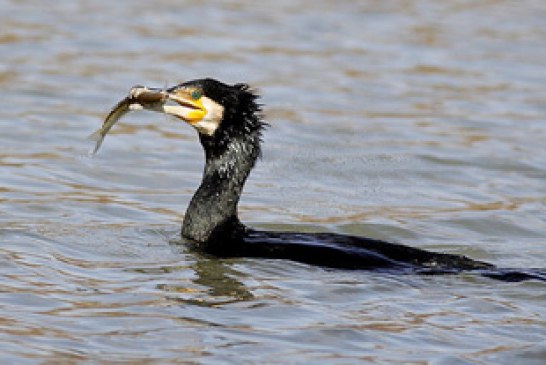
87,129,105,155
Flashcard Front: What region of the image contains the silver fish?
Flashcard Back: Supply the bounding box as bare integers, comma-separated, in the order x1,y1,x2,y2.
88,86,167,155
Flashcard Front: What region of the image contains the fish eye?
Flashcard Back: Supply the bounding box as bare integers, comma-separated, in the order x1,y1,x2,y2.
191,90,202,100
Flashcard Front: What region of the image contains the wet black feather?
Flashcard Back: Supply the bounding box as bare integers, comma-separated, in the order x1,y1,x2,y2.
175,78,546,282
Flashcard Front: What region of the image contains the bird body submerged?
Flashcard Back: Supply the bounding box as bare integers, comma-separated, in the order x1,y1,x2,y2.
91,78,546,282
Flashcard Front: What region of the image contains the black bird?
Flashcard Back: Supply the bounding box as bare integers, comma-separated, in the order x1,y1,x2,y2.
97,78,546,282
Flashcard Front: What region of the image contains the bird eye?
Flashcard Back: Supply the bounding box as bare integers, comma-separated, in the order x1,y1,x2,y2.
191,90,201,100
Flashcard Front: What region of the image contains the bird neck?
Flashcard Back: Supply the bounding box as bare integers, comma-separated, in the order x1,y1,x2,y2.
182,131,261,245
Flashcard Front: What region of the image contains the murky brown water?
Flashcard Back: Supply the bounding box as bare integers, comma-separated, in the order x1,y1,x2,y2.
1,0,546,363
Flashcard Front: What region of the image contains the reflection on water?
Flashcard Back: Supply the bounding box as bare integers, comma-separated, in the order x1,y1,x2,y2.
1,0,545,363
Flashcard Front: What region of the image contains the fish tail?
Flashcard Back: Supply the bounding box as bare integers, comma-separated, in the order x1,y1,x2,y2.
87,129,105,155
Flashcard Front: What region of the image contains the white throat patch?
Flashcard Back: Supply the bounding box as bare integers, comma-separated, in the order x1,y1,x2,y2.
193,96,224,136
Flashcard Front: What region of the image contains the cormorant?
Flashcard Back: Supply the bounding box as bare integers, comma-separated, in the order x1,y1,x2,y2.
96,78,546,282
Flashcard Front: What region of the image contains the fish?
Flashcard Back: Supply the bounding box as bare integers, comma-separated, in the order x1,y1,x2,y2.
88,86,167,155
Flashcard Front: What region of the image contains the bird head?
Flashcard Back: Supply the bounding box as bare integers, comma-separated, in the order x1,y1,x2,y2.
132,78,263,139
93,78,265,157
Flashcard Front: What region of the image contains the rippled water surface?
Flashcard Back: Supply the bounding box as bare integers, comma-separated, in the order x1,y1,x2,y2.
1,0,546,363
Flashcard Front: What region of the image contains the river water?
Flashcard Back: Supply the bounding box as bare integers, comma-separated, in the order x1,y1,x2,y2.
1,0,545,363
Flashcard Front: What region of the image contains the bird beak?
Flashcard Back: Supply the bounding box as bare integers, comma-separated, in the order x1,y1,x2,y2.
162,88,207,125
126,86,206,125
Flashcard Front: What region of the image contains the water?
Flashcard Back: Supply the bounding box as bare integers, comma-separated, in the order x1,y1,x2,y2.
1,0,545,363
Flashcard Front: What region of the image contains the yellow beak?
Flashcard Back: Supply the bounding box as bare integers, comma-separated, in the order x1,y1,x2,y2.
161,89,206,124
